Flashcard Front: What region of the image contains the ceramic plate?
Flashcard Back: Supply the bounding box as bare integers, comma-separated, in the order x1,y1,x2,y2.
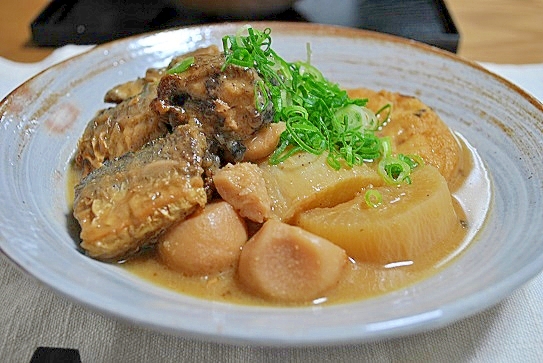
1,22,542,346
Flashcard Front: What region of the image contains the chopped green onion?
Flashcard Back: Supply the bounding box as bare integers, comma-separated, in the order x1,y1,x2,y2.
364,189,383,208
378,156,412,185
399,154,424,169
221,26,421,183
254,79,270,113
377,137,423,184
221,27,382,169
334,104,378,131
167,56,195,74
380,136,393,158
375,103,392,128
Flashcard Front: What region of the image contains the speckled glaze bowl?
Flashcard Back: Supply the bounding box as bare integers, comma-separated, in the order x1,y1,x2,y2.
1,22,542,346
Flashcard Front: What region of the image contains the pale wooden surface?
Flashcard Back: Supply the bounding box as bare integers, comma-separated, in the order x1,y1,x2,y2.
446,0,543,64
0,0,542,63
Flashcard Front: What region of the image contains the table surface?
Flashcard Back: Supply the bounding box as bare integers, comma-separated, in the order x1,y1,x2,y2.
1,0,543,64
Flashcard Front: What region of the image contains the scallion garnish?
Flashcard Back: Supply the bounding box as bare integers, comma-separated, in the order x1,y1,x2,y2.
364,189,383,208
375,103,392,128
378,137,423,185
378,156,413,184
167,56,195,74
221,26,420,183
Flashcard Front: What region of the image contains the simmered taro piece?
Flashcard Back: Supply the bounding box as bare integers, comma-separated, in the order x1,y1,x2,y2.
152,53,274,162
73,124,208,261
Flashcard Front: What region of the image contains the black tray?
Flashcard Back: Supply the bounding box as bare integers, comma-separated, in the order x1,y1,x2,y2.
31,0,459,53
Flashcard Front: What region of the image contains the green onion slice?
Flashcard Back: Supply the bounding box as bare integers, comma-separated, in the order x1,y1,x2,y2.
364,189,383,208
375,103,392,128
378,156,413,185
167,56,195,74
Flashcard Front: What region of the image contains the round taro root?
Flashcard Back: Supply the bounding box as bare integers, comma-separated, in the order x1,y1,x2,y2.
237,219,347,302
157,201,248,276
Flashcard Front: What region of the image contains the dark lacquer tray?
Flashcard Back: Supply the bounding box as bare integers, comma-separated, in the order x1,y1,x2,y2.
31,0,459,53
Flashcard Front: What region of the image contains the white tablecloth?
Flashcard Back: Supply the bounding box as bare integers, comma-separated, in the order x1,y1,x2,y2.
1,46,542,362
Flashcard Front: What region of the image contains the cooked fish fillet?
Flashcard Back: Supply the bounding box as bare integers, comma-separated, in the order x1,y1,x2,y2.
75,81,169,177
103,46,219,104
73,124,207,261
152,53,274,161
167,45,220,69
74,46,223,177
103,71,160,104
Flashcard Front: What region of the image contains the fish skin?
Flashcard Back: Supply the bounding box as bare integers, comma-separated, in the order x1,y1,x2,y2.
75,81,169,177
152,53,274,162
73,124,208,261
74,46,221,177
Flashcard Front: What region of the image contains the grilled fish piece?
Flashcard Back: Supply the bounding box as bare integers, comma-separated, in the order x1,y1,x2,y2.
73,124,207,261
152,53,274,162
75,81,169,177
103,46,219,104
74,46,222,177
103,69,162,104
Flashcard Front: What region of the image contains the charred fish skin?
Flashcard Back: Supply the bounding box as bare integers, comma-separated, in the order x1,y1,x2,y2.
152,53,275,162
73,124,208,261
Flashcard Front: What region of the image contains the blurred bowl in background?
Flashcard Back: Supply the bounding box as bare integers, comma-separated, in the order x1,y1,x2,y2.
169,0,298,17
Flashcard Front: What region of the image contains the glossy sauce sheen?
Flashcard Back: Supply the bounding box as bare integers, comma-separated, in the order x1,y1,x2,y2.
118,143,473,307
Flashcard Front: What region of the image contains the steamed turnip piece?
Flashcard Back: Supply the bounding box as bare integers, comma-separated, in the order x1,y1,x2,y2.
213,162,272,223
158,201,248,276
237,219,347,302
